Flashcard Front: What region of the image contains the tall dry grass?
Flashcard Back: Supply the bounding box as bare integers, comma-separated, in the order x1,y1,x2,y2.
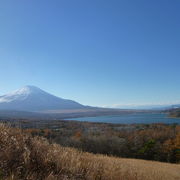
0,123,179,180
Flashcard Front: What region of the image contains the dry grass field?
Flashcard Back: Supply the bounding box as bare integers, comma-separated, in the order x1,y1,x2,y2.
0,123,179,180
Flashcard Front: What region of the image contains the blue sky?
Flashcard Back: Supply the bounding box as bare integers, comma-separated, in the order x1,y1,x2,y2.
0,0,180,107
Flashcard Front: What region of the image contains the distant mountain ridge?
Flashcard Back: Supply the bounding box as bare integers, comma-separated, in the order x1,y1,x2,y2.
0,86,85,111
117,104,180,110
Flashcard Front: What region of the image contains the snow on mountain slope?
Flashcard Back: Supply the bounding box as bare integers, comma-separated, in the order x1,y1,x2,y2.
0,86,85,111
0,86,38,103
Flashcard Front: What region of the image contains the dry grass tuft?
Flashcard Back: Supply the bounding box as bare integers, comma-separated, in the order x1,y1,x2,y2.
0,123,179,180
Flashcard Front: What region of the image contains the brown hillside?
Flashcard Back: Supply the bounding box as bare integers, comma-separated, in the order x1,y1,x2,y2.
0,124,179,180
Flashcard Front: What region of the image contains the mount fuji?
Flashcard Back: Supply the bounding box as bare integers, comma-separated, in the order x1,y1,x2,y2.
0,86,85,112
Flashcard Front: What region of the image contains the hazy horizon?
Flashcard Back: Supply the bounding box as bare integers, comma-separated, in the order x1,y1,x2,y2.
0,0,180,108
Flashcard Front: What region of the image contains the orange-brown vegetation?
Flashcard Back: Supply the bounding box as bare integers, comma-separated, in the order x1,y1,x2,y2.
0,123,180,180
23,122,180,163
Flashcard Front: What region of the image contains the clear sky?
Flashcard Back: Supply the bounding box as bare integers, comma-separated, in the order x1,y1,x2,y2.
0,0,180,108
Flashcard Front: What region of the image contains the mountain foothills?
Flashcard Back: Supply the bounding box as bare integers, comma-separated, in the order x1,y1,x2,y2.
169,108,180,118
0,86,85,111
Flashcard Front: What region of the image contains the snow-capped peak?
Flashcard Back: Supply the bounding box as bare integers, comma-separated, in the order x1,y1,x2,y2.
15,85,43,94
0,85,84,111
0,85,42,103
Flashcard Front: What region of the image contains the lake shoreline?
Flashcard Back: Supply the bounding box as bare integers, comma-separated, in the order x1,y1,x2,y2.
66,112,180,124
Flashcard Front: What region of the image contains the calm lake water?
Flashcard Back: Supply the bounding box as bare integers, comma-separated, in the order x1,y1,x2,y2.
67,113,180,124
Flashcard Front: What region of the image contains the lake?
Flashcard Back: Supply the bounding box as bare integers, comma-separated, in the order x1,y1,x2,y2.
67,113,180,124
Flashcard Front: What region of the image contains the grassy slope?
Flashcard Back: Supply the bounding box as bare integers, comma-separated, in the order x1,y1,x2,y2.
0,124,179,180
